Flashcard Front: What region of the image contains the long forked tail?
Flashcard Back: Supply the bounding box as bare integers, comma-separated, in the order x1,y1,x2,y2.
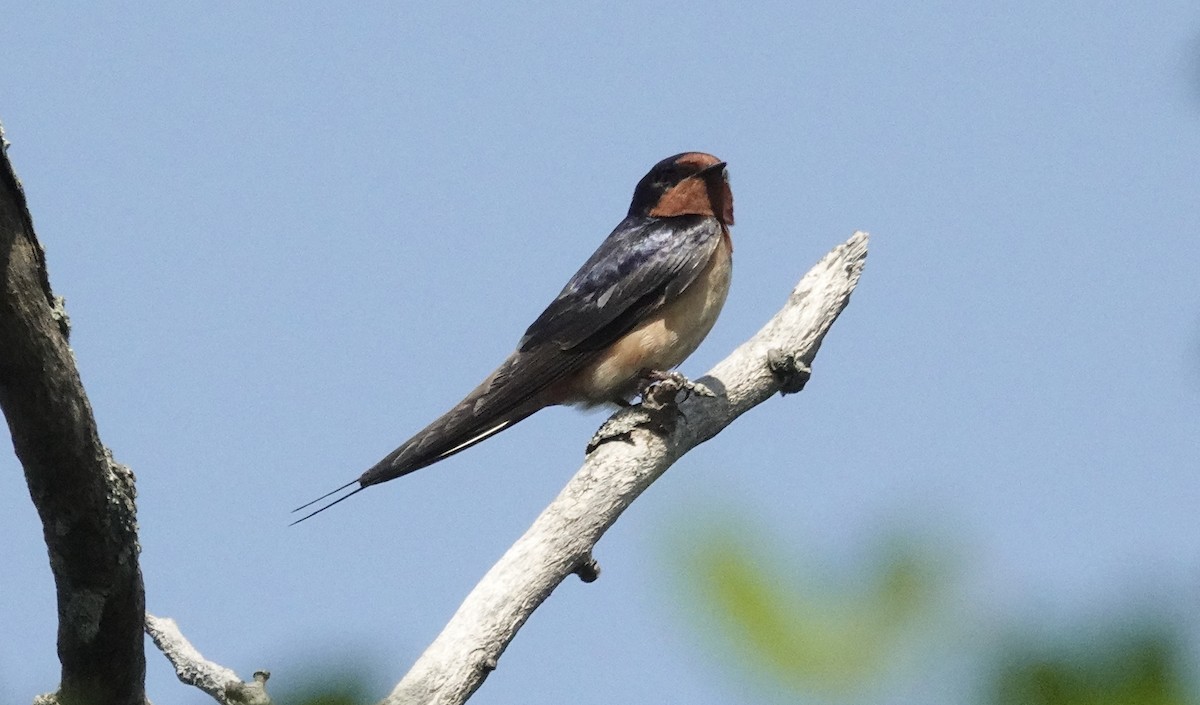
289,347,571,525
289,407,529,526
289,411,527,525
290,480,366,525
289,397,545,525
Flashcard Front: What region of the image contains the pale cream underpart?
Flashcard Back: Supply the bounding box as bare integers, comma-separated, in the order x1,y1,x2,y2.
563,233,732,406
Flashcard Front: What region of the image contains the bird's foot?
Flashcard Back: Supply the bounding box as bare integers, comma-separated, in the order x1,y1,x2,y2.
636,369,714,409
585,370,713,453
767,349,811,395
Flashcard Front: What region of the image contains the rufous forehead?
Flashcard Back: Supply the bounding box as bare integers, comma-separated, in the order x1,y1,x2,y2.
673,152,723,170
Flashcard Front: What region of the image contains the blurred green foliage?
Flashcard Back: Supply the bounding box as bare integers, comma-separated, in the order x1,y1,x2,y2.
675,522,944,697
990,621,1196,705
269,663,375,705
672,517,1198,705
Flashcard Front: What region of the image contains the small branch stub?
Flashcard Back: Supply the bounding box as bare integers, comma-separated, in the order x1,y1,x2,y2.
573,556,601,583
766,348,812,395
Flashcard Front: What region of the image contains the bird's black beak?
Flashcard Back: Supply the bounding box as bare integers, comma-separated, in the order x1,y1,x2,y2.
696,161,728,179
696,161,733,225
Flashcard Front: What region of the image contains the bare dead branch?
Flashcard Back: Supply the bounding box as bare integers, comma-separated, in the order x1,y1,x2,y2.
0,123,147,705
384,231,869,705
145,614,273,705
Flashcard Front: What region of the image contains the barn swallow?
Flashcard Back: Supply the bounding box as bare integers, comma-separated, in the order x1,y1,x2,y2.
293,152,734,523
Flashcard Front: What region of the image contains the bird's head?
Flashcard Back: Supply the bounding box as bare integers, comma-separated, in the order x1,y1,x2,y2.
627,152,734,226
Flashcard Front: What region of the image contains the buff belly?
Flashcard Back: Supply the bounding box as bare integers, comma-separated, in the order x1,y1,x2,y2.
564,236,732,406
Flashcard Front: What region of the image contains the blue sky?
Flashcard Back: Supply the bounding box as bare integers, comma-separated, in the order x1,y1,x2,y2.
2,3,1199,703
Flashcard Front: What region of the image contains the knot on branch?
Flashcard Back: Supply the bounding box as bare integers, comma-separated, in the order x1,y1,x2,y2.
767,349,812,396
224,671,272,705
573,555,601,583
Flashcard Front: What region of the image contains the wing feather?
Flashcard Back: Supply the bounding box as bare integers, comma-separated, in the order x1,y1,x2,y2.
519,215,724,353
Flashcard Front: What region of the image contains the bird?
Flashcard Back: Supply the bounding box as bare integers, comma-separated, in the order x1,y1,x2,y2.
292,152,734,523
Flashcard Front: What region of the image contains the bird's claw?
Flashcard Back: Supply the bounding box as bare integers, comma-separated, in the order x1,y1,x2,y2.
636,369,714,409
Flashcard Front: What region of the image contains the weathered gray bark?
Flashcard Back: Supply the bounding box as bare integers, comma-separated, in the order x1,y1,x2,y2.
0,122,147,705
